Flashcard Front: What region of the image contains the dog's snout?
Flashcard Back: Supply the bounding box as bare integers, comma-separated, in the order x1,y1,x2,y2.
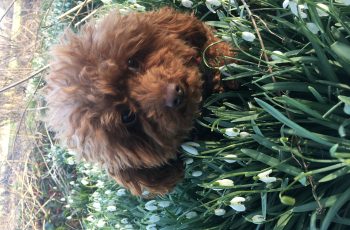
165,83,184,108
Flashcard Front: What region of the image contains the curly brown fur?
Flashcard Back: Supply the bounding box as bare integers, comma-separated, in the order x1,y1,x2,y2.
45,8,233,196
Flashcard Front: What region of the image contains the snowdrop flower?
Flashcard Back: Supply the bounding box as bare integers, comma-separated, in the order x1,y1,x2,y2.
206,0,221,13
65,204,71,208
92,191,100,198
207,0,221,6
224,154,237,163
271,50,284,61
81,177,89,186
185,211,198,219
192,171,203,177
124,225,134,229
181,0,193,8
101,0,112,4
158,201,171,208
181,142,199,155
230,197,246,212
86,215,94,222
128,0,137,3
60,197,66,202
336,0,350,6
145,200,158,211
66,215,72,220
121,218,129,224
142,190,151,196
241,32,256,42
148,214,160,223
215,179,234,187
134,3,145,11
117,188,126,196
146,224,157,230
93,202,101,211
107,205,117,212
240,131,251,138
225,128,240,137
252,215,265,224
66,157,75,165
96,219,106,228
105,190,112,195
284,1,308,18
53,186,57,190
344,103,350,115
214,208,226,216
185,158,194,164
306,23,320,34
257,169,277,183
96,180,104,188
316,3,329,17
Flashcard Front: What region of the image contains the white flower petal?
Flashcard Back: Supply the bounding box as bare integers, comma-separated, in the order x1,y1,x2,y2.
117,188,126,196
206,0,222,7
252,215,265,224
271,50,284,61
306,23,320,34
214,208,226,216
337,0,350,6
185,211,198,219
242,32,256,42
344,104,350,115
260,177,277,183
216,179,234,187
258,169,273,178
192,171,203,177
121,218,129,224
185,158,194,164
225,128,240,137
181,0,193,8
107,205,117,212
282,0,289,9
158,201,171,208
181,143,199,155
230,196,246,204
145,205,158,211
148,214,160,223
230,204,246,212
224,154,237,163
316,3,329,17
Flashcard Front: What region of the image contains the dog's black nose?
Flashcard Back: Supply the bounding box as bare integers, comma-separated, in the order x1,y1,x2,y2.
165,83,184,108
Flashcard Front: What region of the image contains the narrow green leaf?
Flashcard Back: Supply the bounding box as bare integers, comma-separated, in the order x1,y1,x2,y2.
293,195,338,212
255,98,333,147
241,148,303,177
273,211,293,230
318,166,350,183
308,86,326,103
331,41,350,64
321,186,350,230
279,95,324,119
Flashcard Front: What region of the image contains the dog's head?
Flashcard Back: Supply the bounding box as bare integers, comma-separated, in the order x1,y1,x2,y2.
45,8,213,195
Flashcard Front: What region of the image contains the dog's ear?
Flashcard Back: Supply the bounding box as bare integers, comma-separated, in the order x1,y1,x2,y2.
146,8,210,50
110,158,184,196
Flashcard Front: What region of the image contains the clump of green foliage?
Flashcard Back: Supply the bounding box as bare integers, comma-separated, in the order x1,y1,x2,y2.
36,0,350,229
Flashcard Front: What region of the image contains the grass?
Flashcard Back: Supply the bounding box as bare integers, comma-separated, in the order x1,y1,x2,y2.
14,0,350,229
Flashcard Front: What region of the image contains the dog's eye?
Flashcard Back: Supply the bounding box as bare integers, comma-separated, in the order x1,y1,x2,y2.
121,109,137,125
127,58,139,72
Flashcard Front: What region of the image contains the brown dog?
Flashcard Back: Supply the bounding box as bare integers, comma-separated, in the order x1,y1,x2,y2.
45,8,233,195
